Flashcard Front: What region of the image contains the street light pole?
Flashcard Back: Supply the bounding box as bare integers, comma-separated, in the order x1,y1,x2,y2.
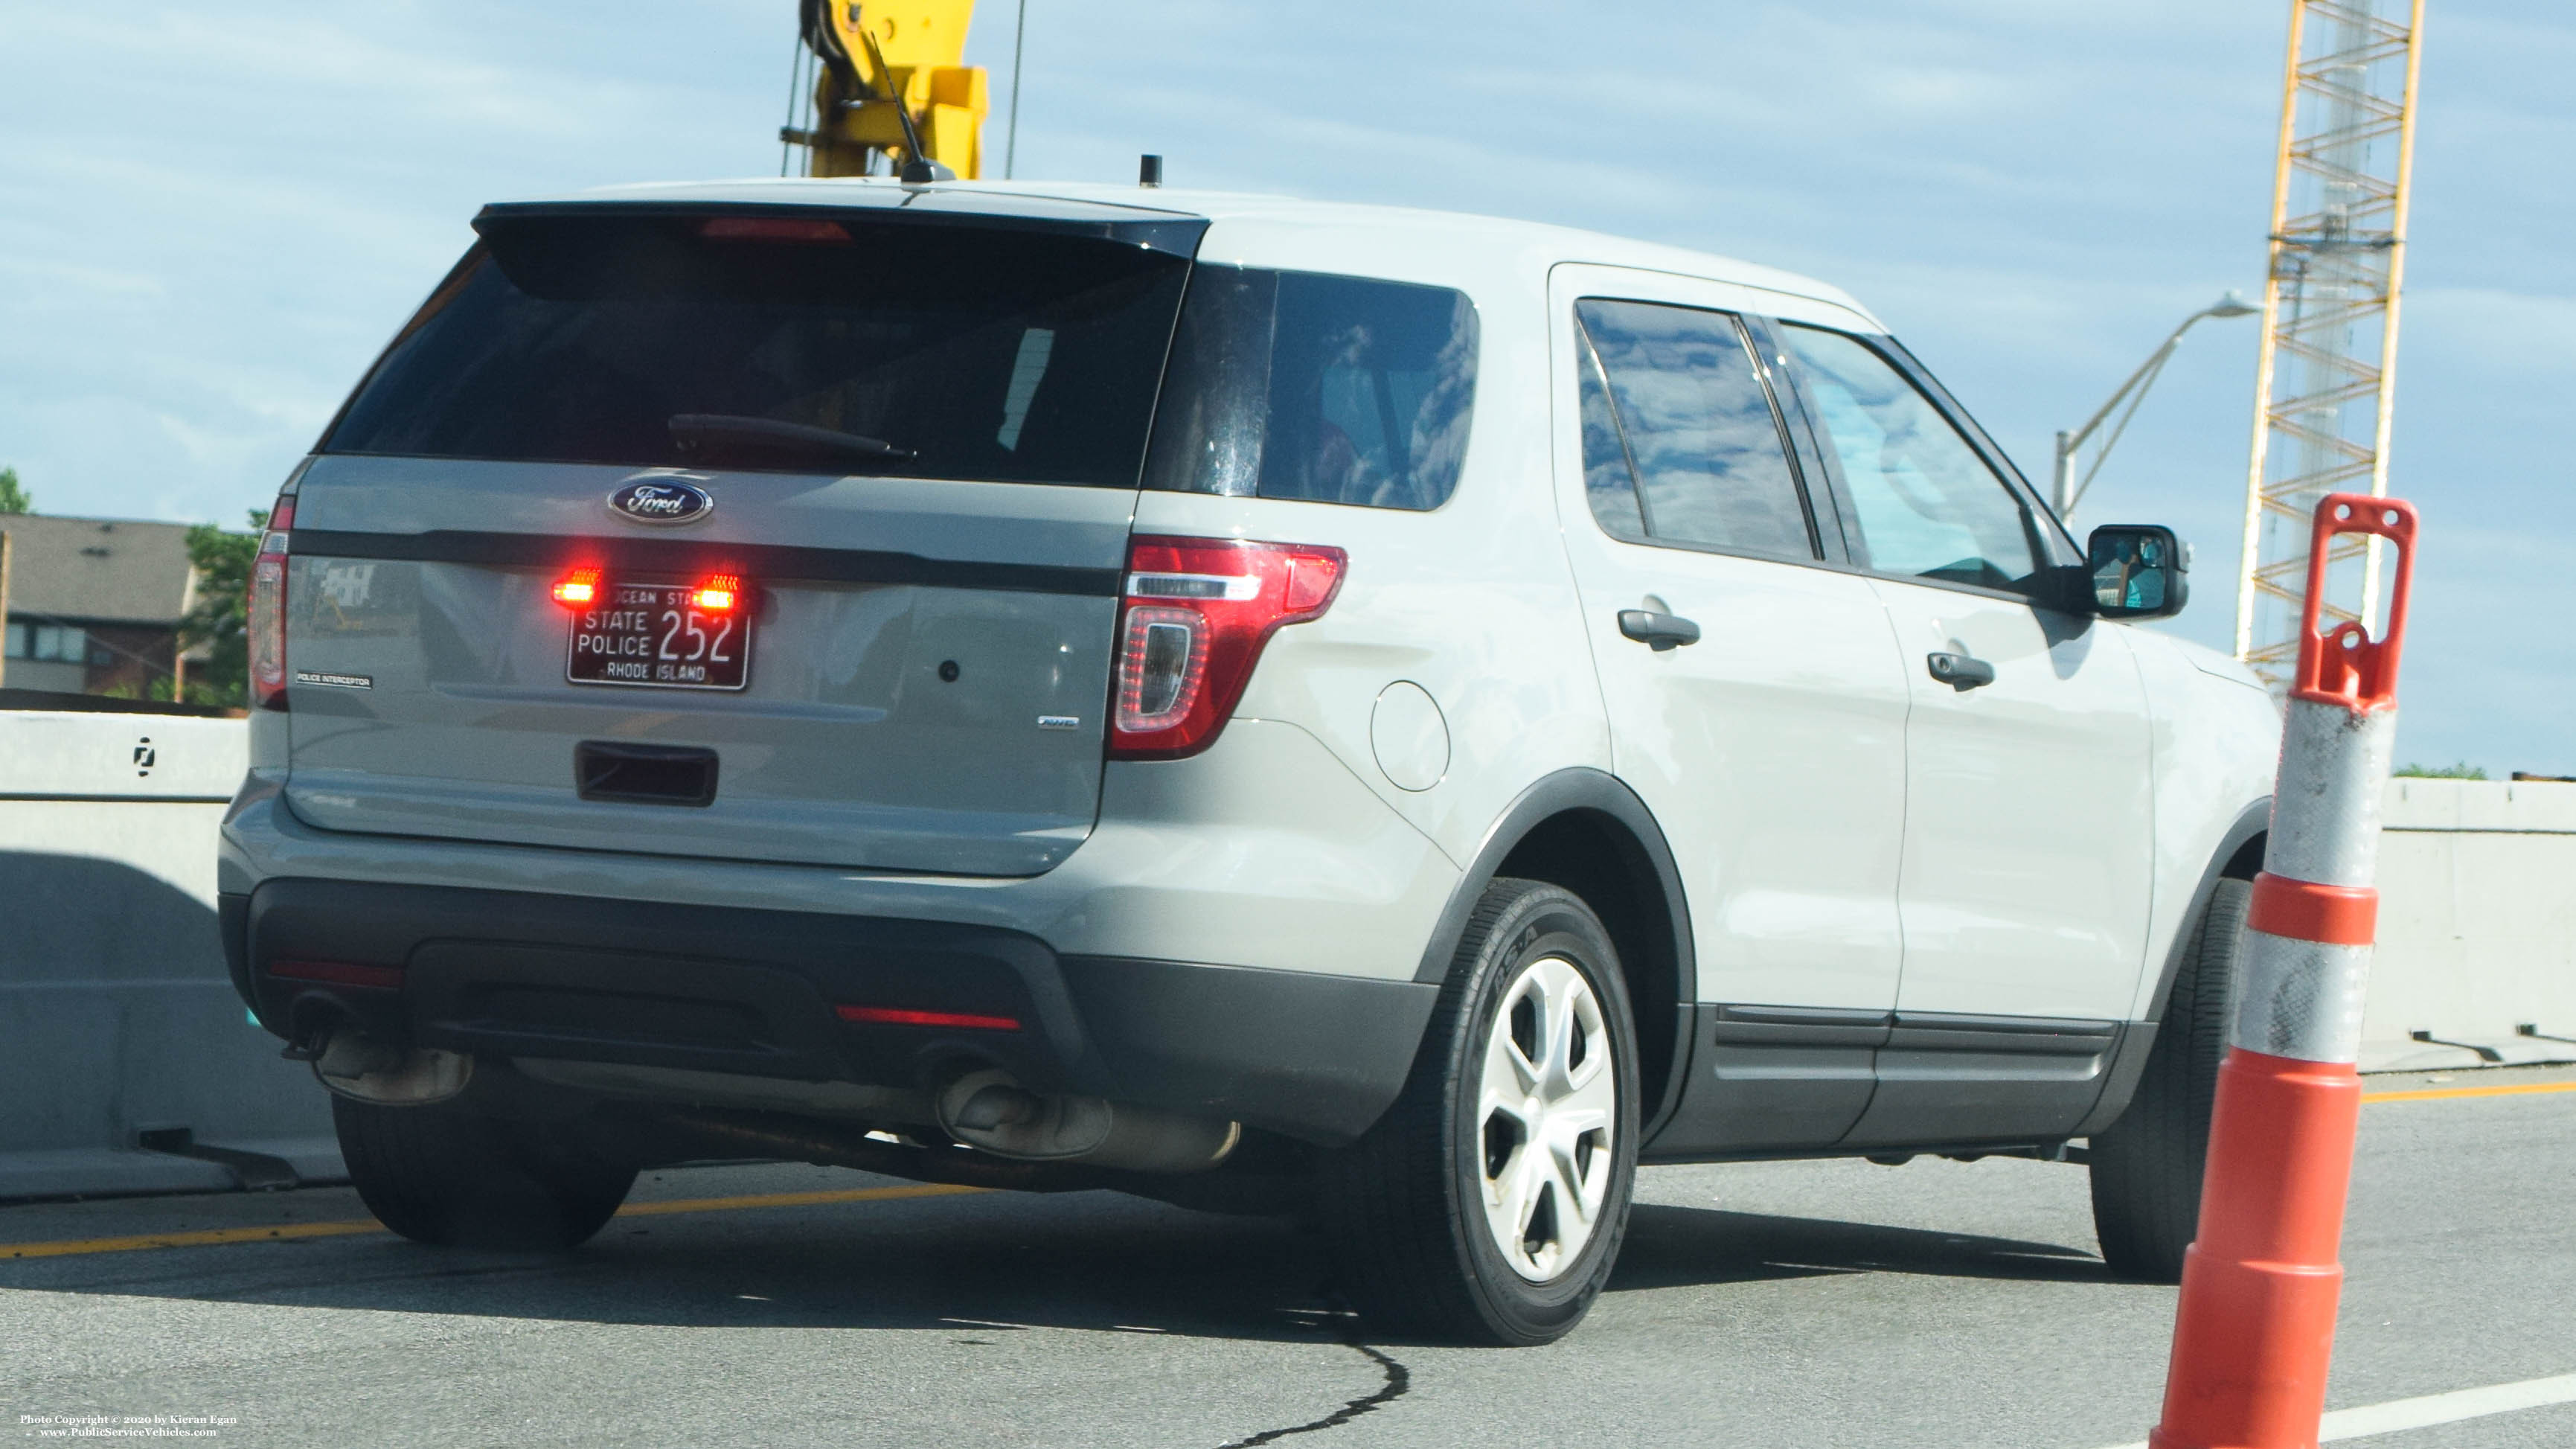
2053,291,2259,519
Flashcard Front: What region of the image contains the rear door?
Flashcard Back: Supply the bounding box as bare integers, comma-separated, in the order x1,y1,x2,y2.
278,201,1201,876
1548,267,1913,1153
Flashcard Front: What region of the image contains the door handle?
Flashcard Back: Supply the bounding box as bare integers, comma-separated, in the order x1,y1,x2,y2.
1618,609,1701,651
1926,650,1996,691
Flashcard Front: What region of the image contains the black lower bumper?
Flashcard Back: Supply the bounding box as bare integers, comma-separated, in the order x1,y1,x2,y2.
223,879,1435,1145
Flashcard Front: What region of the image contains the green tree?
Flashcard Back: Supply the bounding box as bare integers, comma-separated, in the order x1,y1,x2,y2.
2394,761,2487,780
0,466,30,513
177,509,266,708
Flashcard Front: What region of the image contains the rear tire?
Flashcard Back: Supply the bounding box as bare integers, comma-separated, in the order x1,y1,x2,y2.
334,1094,635,1251
2089,875,2250,1282
1316,878,1641,1346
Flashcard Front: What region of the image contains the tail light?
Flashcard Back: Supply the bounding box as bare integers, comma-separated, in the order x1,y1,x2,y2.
1109,537,1345,761
247,496,295,711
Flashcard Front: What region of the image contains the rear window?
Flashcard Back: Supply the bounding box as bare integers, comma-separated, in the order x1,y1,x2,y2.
322,212,1193,486
1143,266,1478,511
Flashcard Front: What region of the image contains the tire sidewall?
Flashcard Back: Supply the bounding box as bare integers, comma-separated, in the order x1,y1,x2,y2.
1442,887,1641,1340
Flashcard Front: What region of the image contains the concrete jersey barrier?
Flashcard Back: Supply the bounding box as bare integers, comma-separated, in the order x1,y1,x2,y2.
2365,776,2576,1070
0,710,340,1200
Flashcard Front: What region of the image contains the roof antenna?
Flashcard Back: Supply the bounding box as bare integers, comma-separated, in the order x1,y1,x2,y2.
1138,154,1163,188
859,28,954,184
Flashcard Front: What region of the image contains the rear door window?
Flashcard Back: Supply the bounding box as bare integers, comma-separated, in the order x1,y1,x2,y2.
1778,324,2042,592
1574,299,1818,560
323,213,1193,486
1144,267,1478,511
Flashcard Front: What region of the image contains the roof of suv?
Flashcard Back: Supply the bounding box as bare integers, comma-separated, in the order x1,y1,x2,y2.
516,177,1884,330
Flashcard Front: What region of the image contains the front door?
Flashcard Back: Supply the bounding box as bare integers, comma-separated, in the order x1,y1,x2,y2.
1771,322,2155,1145
1548,267,1913,1152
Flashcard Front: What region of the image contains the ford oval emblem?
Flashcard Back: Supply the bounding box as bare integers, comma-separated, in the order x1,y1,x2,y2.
608,479,714,525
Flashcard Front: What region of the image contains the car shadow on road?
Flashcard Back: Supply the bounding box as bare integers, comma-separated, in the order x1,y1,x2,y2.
2,1183,2113,1344
1612,1203,2111,1291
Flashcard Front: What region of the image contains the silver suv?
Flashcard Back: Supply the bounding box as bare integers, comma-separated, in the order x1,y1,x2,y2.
220,179,2280,1346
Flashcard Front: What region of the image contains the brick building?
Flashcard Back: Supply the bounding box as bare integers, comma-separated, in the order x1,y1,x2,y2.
0,515,202,698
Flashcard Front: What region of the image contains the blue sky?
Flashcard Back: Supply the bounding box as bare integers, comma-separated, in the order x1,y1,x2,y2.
1,1,2567,771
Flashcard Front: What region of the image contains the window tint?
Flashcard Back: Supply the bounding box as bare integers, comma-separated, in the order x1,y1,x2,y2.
1144,267,1478,511
1781,325,2040,592
324,214,1191,485
1575,300,1814,560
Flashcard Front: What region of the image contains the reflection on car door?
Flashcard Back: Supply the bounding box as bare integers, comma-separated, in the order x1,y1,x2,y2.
1775,324,2154,1147
1548,268,1912,1154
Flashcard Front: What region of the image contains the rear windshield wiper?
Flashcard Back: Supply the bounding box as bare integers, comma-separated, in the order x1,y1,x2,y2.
667,414,918,467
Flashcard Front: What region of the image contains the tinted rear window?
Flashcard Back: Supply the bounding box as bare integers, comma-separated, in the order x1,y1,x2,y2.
1143,266,1478,511
323,213,1193,486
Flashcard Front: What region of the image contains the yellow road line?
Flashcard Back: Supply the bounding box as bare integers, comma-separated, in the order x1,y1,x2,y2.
2,1220,384,1260
616,1183,982,1218
2362,1079,2576,1104
6,1087,2562,1261
3,1182,984,1261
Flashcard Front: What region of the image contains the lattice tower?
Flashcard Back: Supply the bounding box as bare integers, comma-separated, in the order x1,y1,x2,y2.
2234,0,2426,685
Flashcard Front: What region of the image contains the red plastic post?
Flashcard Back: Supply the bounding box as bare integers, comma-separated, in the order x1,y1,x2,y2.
2149,494,2418,1449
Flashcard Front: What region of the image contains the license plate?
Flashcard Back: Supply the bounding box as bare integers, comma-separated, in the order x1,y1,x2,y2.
566,582,751,691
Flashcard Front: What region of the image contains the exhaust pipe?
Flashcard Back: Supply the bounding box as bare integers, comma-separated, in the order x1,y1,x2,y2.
936,1069,1239,1174
310,1030,472,1106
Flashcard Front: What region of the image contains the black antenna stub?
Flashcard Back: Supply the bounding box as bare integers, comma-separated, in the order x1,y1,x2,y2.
1138,154,1164,188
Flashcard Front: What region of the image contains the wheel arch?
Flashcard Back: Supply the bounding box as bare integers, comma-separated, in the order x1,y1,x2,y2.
2072,796,2269,1138
1415,768,1696,1139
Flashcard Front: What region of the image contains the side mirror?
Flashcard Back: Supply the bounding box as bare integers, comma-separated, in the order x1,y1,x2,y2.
2086,524,2190,620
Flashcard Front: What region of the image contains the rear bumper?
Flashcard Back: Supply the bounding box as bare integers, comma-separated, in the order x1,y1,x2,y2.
225,878,1434,1145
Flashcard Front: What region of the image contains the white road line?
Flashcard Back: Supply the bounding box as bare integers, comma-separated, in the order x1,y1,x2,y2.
2089,1370,2576,1448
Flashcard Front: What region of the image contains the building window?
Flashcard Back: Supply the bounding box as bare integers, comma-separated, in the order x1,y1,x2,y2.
5,622,88,663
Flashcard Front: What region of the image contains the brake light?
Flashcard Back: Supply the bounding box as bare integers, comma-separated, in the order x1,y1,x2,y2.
247,496,295,711
1109,537,1346,761
551,568,601,607
699,217,850,243
690,575,742,612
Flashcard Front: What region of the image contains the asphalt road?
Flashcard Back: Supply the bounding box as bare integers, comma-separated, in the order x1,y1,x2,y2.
4,1066,2571,1449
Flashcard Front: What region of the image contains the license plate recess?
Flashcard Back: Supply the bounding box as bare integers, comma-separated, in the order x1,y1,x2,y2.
566,580,751,691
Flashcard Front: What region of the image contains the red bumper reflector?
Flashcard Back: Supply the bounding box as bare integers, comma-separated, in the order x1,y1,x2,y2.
834,1005,1022,1032
268,959,406,991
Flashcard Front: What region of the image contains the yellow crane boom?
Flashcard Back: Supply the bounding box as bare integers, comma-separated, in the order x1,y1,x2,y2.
782,0,990,180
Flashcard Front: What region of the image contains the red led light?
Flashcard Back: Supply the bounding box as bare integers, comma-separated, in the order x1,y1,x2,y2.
552,569,601,607
699,217,850,243
835,1005,1023,1032
690,575,742,612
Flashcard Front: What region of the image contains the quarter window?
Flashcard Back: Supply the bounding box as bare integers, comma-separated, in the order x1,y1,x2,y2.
1144,267,1478,511
1781,325,2040,592
1574,300,1816,560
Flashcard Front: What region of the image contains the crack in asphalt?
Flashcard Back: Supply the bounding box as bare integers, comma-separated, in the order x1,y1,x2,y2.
1220,1316,1410,1448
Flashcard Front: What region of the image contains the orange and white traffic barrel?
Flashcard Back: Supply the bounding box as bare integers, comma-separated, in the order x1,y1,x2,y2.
2150,494,2420,1449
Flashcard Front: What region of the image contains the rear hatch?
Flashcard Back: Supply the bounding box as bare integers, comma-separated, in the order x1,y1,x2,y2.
278,194,1202,875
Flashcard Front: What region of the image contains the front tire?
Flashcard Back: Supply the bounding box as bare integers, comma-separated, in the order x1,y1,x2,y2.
335,1094,635,1251
1317,878,1641,1346
2089,875,2251,1281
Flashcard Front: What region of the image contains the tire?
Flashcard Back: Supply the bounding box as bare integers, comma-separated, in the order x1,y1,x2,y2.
334,1094,635,1251
1316,878,1641,1346
2089,875,2251,1282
